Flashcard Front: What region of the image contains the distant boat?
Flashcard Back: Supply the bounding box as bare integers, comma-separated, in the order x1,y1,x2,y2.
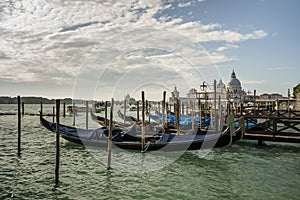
40,115,241,152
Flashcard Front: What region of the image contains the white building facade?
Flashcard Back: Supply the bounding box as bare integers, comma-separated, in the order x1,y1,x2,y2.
226,70,246,103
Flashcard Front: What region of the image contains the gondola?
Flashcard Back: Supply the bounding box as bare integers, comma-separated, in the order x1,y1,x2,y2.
40,115,242,152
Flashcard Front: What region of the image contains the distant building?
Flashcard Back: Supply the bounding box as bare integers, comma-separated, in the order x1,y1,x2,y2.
169,79,228,105
186,88,198,98
169,86,180,104
216,79,227,100
226,70,246,103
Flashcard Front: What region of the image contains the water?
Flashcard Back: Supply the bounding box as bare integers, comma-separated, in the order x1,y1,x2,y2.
1,104,300,199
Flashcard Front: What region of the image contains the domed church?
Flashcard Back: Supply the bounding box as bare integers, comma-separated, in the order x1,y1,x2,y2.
226,70,246,102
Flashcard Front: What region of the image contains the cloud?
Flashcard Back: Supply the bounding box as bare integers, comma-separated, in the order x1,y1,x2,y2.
0,0,268,98
178,2,192,8
216,44,239,52
195,29,267,43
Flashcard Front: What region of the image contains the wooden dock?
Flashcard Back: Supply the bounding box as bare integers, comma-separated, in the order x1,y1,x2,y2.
242,113,300,144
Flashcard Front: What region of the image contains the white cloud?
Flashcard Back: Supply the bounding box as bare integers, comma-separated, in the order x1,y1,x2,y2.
0,0,268,98
178,2,192,8
216,44,239,52
195,29,267,43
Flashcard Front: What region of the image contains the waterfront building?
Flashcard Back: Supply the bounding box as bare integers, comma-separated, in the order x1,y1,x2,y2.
216,79,227,100
226,70,246,103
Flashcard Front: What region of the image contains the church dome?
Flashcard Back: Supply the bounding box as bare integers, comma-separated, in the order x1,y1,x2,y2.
227,70,241,87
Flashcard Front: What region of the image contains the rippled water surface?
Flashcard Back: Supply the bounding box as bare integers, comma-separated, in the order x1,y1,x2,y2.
1,104,300,199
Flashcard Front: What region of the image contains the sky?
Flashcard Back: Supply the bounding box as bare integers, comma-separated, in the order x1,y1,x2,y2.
0,0,299,100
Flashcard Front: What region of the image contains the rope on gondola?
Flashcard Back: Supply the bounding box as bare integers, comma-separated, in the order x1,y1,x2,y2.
141,141,150,153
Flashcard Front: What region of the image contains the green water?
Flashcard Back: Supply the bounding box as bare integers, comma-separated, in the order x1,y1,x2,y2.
0,104,300,199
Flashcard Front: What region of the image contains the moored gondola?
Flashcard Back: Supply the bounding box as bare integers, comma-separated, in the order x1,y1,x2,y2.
40,115,242,152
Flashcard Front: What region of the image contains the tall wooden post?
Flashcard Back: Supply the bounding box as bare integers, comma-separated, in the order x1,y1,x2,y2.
123,97,126,124
105,101,108,127
63,103,66,118
288,89,291,118
107,98,114,170
213,80,217,131
253,89,256,116
17,96,21,156
55,99,60,186
136,101,140,123
86,101,89,130
239,116,245,139
162,91,166,134
52,106,55,123
145,100,148,124
40,101,43,116
226,115,234,146
199,100,202,129
191,100,195,131
219,96,224,131
166,102,169,114
141,91,145,151
217,95,221,131
158,101,161,123
72,102,75,126
176,98,180,135
21,102,24,116
147,101,151,124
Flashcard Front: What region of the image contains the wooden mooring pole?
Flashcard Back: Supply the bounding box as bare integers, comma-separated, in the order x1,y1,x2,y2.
253,89,256,116
40,101,43,116
141,91,145,151
162,91,166,134
86,101,88,130
55,99,60,186
137,101,140,123
17,96,21,156
21,102,24,117
72,102,75,126
176,98,180,135
107,98,114,170
63,103,66,118
191,100,195,131
146,100,150,124
123,97,126,124
52,106,55,123
105,101,108,127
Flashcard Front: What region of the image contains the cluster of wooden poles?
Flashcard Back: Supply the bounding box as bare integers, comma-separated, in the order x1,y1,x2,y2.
16,89,231,186
15,91,169,186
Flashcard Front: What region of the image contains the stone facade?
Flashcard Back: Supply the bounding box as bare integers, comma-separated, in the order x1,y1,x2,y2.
226,70,246,103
